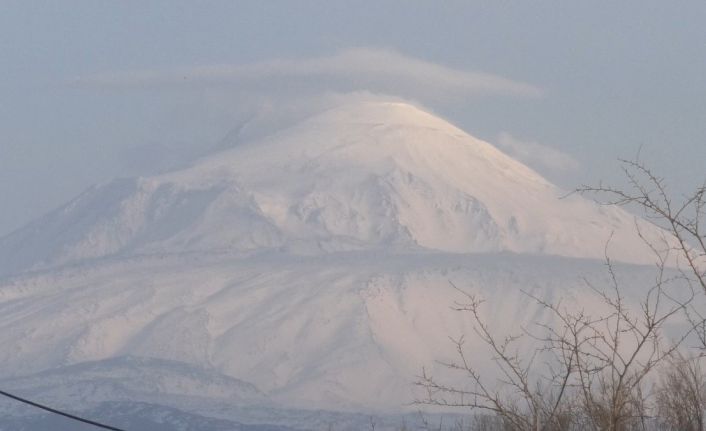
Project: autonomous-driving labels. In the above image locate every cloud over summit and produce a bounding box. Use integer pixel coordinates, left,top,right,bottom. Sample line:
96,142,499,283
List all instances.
76,48,542,103
496,132,580,173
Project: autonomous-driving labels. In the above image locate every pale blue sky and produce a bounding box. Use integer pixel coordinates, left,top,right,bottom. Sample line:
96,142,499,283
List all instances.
1,1,705,236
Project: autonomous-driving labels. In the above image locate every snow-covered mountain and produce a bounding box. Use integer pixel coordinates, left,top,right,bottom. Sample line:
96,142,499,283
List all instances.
0,101,677,428
0,102,667,276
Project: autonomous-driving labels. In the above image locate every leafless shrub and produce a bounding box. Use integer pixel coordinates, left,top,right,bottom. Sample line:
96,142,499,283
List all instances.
415,264,687,430
655,351,705,431
415,159,705,431
577,157,706,346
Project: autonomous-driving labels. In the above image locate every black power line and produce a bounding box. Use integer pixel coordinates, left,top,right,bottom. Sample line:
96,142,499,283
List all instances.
0,389,126,430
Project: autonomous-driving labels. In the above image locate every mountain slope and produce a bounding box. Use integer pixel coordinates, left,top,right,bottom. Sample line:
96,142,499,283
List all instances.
0,252,674,412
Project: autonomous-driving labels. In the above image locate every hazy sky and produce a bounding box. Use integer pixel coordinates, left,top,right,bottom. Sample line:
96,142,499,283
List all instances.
1,1,705,236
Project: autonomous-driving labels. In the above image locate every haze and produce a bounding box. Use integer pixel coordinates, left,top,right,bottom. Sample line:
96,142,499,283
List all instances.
1,1,705,237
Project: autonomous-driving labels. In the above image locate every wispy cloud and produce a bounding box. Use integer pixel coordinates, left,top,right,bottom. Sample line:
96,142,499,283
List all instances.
74,48,542,102
496,132,580,172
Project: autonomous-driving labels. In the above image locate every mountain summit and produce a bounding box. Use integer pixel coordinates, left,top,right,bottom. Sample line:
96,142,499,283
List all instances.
0,101,663,276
